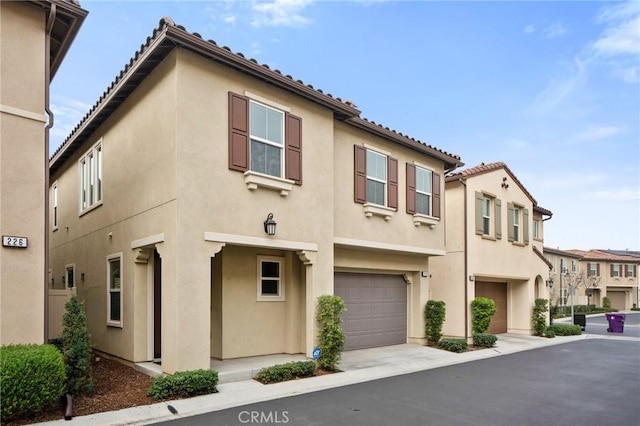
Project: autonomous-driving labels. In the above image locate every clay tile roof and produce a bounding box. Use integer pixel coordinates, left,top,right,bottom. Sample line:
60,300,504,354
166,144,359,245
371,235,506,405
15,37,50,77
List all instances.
565,249,640,263
50,17,462,174
445,161,551,214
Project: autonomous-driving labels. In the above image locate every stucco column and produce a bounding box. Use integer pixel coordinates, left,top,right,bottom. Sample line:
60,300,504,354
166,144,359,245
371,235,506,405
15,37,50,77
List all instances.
407,271,428,345
132,248,151,362
298,250,320,357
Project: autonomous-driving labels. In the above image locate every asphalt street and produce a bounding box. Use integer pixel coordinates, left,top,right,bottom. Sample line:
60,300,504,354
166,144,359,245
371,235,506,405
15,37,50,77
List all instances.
574,311,640,338
161,327,640,426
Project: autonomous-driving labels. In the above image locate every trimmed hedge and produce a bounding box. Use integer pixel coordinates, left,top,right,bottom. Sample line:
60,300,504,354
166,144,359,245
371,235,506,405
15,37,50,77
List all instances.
0,344,66,421
472,333,498,348
424,300,446,345
255,361,316,384
148,369,219,400
471,297,496,334
316,295,346,371
532,299,548,336
546,324,582,336
439,338,468,353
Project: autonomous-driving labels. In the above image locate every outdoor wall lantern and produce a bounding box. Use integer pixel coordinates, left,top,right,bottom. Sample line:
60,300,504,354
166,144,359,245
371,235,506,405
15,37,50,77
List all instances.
546,277,554,288
264,213,277,236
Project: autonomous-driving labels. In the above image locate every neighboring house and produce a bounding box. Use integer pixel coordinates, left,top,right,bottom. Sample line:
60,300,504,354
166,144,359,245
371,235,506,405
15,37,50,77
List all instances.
565,249,640,311
430,162,552,338
48,18,462,374
0,0,86,345
543,247,583,307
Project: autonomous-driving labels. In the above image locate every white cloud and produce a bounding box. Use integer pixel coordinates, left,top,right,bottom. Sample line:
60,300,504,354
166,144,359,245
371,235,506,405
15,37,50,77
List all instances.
524,24,535,34
575,125,624,140
251,0,314,28
613,65,639,83
592,14,640,56
542,23,567,39
223,15,237,24
592,188,640,201
50,96,91,153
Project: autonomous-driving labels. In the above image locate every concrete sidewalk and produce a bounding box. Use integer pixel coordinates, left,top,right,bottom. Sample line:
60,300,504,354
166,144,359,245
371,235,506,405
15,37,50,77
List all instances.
41,332,602,426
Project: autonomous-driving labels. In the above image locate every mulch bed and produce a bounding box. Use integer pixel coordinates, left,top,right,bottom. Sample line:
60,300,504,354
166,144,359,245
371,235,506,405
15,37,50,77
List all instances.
4,357,156,425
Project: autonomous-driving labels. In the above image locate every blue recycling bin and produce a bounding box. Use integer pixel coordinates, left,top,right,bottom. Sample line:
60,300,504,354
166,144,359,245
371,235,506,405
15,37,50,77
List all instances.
605,313,625,333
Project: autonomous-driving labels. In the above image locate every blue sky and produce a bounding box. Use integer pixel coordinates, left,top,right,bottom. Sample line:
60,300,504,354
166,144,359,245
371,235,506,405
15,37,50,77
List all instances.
50,0,640,251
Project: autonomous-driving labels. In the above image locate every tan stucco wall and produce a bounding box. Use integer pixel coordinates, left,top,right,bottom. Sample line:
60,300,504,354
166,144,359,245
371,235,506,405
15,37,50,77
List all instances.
431,170,550,338
0,2,47,345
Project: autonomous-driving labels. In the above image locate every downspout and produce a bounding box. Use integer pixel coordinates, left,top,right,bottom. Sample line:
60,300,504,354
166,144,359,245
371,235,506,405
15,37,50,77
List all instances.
44,4,56,343
459,178,469,341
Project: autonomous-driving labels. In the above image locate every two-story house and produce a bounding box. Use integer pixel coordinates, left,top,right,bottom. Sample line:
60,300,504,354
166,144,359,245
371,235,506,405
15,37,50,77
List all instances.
0,0,86,345
543,247,583,307
430,162,552,338
565,249,639,310
48,18,462,374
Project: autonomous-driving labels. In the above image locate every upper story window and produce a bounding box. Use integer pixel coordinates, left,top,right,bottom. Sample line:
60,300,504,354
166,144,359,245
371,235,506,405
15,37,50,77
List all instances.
588,262,599,277
560,258,567,274
257,256,285,302
571,260,576,273
611,264,621,277
250,101,284,178
532,219,540,240
52,182,58,230
407,163,441,226
228,92,302,194
79,141,102,213
354,146,398,217
507,203,529,245
625,264,636,278
475,192,501,239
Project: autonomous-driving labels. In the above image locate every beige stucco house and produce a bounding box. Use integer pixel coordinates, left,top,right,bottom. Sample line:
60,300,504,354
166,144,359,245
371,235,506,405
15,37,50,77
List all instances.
543,247,583,307
0,0,86,345
563,249,639,311
430,162,553,338
48,18,463,374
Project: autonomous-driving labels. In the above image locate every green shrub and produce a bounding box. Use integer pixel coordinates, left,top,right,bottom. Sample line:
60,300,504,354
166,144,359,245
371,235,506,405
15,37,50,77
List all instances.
62,294,93,396
439,338,468,353
148,369,219,400
532,299,548,336
545,329,556,338
546,324,582,336
424,300,446,345
471,297,496,334
255,361,316,384
0,344,66,421
47,337,63,352
316,295,346,371
472,333,497,348
603,297,611,309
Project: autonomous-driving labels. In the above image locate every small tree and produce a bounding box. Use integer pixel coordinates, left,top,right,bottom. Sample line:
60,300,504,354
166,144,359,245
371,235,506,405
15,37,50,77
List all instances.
471,297,496,334
424,300,446,345
62,295,93,396
532,298,548,336
603,296,612,310
316,295,346,371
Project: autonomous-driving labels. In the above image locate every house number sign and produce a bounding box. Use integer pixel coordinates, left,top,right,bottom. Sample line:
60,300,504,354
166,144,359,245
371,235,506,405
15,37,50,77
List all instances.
2,235,28,248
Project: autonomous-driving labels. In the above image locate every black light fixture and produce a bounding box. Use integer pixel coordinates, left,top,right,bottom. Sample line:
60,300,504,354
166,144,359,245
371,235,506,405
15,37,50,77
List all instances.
264,213,277,236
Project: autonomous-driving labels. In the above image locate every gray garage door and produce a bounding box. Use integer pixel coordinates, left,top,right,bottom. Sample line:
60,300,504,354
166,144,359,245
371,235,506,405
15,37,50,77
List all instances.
607,291,626,310
334,272,407,350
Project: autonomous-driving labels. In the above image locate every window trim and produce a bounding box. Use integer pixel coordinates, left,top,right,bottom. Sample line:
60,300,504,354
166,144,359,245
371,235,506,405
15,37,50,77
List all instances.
79,140,103,215
365,149,388,207
612,264,621,278
107,252,123,327
414,166,433,216
249,99,285,179
532,219,541,240
482,196,492,236
65,264,75,289
257,256,285,302
626,264,636,278
52,181,59,231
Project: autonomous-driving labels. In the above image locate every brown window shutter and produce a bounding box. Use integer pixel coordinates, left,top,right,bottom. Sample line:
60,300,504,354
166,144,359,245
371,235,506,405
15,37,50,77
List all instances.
596,264,600,276
634,265,637,277
624,265,628,277
474,191,483,235
354,145,366,204
432,172,441,219
610,264,614,277
388,157,398,210
495,198,502,239
285,113,302,185
228,92,249,171
507,203,515,242
406,164,416,214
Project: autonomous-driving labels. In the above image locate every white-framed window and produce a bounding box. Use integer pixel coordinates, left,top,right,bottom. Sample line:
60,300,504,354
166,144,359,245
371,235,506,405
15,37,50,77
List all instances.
250,100,284,178
559,287,568,306
52,181,59,230
79,141,102,213
560,258,566,275
65,264,75,288
588,262,598,277
482,196,491,235
612,264,621,277
571,260,576,273
512,207,521,242
257,256,285,302
626,264,635,278
366,149,387,206
415,167,432,216
532,220,540,239
107,253,123,326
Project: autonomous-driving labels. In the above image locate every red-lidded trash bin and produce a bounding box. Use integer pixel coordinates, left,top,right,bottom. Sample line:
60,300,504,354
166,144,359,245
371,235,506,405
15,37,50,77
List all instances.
605,313,625,333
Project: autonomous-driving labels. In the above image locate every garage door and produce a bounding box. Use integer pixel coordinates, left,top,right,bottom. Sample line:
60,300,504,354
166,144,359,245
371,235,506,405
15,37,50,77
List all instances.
475,281,507,334
607,291,626,310
334,273,407,350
